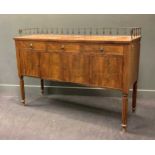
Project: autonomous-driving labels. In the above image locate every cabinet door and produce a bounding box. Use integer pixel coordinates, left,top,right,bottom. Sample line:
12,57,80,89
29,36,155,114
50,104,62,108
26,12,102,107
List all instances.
89,53,123,89
63,52,90,84
20,49,40,77
40,52,90,85
40,52,64,81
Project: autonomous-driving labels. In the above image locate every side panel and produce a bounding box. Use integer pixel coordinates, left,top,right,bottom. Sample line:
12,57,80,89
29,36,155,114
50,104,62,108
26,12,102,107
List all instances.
122,45,130,93
128,40,141,87
15,41,22,77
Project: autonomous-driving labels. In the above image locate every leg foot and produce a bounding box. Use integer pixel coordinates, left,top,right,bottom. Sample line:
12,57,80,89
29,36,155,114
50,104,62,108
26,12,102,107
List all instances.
132,81,137,113
132,108,136,113
41,79,44,95
20,76,25,105
121,93,128,131
21,99,26,105
121,124,127,132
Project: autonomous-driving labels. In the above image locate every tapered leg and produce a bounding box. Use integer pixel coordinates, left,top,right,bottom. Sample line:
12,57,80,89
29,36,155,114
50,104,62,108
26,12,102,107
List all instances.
132,81,137,112
20,76,25,105
41,79,44,95
121,93,128,132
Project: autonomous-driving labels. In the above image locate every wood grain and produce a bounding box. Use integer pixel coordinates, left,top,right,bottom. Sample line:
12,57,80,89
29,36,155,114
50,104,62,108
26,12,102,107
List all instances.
14,34,141,43
20,49,40,77
47,42,80,52
89,53,123,89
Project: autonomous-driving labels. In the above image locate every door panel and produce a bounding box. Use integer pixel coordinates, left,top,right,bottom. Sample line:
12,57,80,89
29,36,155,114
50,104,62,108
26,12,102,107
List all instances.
20,49,40,77
40,52,64,81
40,52,123,89
40,52,90,84
90,53,123,89
63,52,90,84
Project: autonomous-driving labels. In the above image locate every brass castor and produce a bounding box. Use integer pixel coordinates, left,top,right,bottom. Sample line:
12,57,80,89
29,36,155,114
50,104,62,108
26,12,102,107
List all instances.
132,108,136,113
121,124,127,132
21,99,26,106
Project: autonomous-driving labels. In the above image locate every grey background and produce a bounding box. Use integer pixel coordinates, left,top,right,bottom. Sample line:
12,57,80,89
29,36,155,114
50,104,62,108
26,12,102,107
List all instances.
0,14,155,97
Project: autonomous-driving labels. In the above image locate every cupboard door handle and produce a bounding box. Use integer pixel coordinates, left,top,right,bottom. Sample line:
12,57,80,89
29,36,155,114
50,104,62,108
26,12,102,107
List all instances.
100,47,104,52
29,43,33,49
61,45,65,49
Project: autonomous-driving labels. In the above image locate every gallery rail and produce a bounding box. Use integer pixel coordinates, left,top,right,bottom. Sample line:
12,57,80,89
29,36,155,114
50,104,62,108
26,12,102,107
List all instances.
18,27,141,38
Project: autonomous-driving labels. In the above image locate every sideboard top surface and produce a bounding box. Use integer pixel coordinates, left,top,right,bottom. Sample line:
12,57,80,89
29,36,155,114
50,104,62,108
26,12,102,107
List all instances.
14,34,141,43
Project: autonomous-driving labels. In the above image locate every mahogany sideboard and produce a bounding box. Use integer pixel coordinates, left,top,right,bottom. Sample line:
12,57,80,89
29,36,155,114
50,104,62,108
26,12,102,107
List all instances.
14,27,141,131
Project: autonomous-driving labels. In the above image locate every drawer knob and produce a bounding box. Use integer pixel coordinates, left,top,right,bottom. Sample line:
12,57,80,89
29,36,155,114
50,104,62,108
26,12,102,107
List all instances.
100,47,104,52
29,43,33,49
61,45,65,49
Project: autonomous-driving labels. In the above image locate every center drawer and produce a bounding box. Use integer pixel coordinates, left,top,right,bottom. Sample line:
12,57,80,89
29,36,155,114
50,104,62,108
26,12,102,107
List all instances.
47,42,80,52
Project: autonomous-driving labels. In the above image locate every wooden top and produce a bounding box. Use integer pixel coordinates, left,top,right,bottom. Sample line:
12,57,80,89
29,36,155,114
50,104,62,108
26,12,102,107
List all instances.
14,34,141,43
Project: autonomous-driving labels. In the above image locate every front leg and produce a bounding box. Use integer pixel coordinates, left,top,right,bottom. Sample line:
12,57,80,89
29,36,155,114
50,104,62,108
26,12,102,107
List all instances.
121,93,128,132
132,81,137,112
20,76,25,105
40,79,44,95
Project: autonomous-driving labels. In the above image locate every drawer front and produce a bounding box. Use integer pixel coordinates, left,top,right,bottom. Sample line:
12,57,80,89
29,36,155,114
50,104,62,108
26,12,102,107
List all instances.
19,41,46,51
47,42,80,52
81,43,123,55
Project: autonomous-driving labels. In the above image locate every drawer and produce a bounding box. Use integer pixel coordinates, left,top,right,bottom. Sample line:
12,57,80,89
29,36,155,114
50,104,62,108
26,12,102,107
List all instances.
47,42,80,52
81,43,123,55
19,41,46,50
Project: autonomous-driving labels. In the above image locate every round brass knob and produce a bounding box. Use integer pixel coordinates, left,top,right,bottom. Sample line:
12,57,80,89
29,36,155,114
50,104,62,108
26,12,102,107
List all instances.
100,47,104,52
61,44,65,50
29,43,33,49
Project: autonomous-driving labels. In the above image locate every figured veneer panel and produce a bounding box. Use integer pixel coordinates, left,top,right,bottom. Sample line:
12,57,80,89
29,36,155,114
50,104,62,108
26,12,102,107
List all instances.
89,53,123,89
40,52,64,81
62,53,90,84
20,49,40,77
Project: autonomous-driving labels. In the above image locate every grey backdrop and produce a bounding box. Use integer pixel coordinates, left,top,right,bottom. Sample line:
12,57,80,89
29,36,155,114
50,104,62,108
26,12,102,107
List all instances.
0,14,155,97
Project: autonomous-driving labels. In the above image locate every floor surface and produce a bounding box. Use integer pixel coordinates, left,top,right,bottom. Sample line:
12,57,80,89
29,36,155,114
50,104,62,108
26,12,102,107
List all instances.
0,93,155,139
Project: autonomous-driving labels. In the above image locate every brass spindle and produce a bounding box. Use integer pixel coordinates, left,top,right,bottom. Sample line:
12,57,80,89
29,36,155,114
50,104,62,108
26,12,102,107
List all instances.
56,28,58,34
109,28,112,35
96,28,98,35
90,28,92,35
61,28,63,34
72,28,74,34
131,29,133,39
84,28,86,34
78,28,80,34
46,29,48,34
124,28,127,35
51,28,53,34
103,28,105,34
19,29,22,35
67,28,69,34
